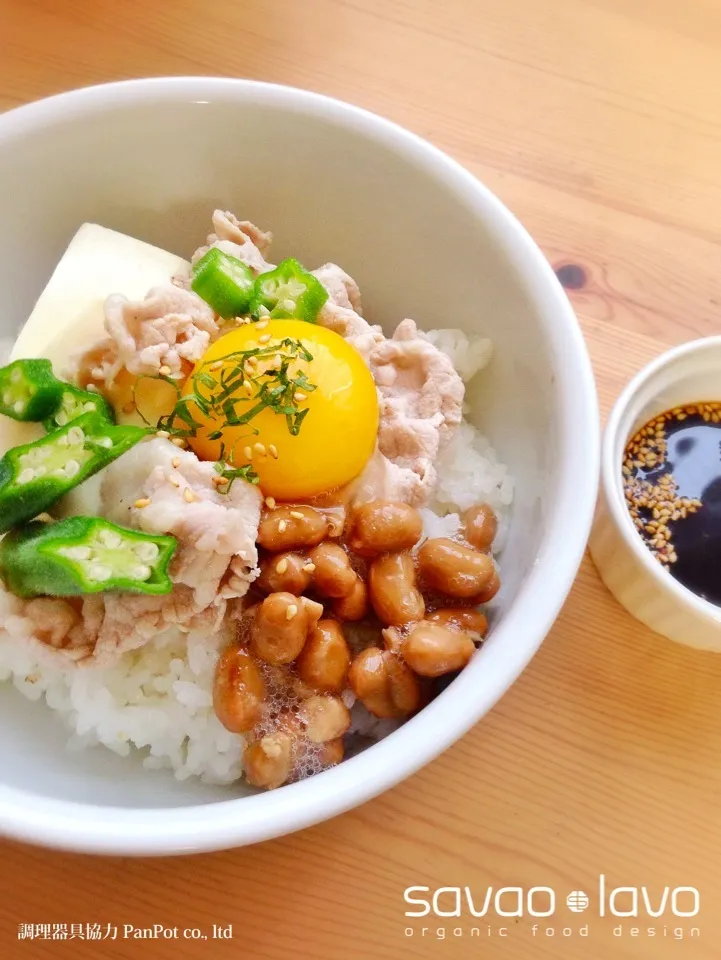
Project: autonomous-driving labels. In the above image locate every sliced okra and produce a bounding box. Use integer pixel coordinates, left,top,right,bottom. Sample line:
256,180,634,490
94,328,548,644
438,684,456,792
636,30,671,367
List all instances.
192,248,255,318
43,383,114,432
0,516,176,597
0,358,64,422
250,258,328,322
0,413,148,534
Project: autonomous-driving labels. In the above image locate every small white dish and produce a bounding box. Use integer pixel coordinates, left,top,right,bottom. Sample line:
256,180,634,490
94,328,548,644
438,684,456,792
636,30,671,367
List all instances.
590,336,721,651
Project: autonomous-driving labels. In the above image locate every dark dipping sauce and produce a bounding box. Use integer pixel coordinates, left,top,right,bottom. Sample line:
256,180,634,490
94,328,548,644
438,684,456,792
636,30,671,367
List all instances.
624,402,721,606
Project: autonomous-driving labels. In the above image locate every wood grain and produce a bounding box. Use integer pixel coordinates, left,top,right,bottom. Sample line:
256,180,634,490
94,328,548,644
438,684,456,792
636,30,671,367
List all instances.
2,1,721,957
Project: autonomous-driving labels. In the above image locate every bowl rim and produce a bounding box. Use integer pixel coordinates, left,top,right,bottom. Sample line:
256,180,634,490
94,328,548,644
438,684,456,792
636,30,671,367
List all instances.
602,335,721,624
0,76,599,855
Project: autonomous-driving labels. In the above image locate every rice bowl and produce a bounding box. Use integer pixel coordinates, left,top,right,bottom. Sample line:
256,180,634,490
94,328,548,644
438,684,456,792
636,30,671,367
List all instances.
0,78,598,853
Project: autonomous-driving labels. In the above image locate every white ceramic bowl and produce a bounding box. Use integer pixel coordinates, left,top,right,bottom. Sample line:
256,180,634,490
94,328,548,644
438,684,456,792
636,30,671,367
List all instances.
590,337,721,651
0,78,598,854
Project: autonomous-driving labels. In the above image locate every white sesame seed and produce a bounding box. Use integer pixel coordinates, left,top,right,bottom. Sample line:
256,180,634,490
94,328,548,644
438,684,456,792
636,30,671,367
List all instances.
244,446,253,460
290,510,304,519
156,430,170,439
265,497,276,509
169,475,181,487
171,438,186,448
276,558,289,574
172,457,181,468
159,365,172,377
256,319,269,330
278,519,288,533
258,333,271,344
268,444,279,459
303,563,316,574
294,392,307,403
134,498,152,508
183,488,196,503
254,442,266,456
286,603,298,620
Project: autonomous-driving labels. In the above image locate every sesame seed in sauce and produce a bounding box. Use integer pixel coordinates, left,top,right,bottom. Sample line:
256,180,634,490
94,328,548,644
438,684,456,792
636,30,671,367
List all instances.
622,402,712,570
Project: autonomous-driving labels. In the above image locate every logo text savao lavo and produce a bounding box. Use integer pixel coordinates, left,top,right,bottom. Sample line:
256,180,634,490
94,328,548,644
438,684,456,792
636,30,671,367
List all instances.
404,876,700,919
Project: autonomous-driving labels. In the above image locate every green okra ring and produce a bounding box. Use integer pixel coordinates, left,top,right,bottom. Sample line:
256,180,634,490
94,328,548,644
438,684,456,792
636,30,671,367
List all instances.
191,248,256,319
0,412,149,534
43,383,114,432
0,359,64,422
0,516,177,597
249,258,328,322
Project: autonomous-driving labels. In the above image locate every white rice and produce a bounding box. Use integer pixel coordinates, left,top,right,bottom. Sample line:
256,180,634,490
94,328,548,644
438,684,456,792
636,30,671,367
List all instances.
0,590,242,783
0,327,513,783
424,327,493,384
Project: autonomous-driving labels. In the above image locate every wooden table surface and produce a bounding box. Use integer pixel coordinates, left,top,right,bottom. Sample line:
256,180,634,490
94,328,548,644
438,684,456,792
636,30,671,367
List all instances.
3,1,721,958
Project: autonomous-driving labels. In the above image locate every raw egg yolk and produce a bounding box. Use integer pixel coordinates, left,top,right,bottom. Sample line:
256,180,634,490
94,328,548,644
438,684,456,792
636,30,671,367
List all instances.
185,319,379,500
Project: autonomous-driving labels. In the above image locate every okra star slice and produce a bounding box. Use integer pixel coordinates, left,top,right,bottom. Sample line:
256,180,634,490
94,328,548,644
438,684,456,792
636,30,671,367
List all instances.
250,258,328,322
0,358,64,421
0,517,177,597
43,383,114,431
0,413,149,534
